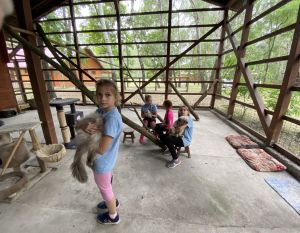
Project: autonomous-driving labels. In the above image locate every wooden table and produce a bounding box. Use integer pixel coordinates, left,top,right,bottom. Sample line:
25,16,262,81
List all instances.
0,122,46,175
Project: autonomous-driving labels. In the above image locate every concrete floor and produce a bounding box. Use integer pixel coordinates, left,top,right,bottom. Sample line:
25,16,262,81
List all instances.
0,107,299,233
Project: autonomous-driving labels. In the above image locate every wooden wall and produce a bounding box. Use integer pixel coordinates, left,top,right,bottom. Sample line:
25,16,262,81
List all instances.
0,58,18,111
0,30,17,111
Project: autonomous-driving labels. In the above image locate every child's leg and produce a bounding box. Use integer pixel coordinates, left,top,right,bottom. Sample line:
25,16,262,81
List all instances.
149,120,156,129
160,135,184,160
140,119,149,143
94,172,117,215
154,123,165,138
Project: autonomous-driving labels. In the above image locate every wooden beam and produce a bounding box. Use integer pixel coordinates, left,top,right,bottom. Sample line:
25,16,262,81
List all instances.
35,24,93,98
267,5,300,144
225,22,271,136
54,54,219,59
32,0,67,19
227,1,254,119
8,43,22,60
210,10,227,108
37,8,224,22
52,46,97,82
114,0,125,104
0,31,9,63
169,82,200,121
123,62,145,103
0,53,18,111
4,24,166,150
245,24,295,48
193,79,217,108
14,60,28,103
122,21,224,104
247,0,291,27
165,0,172,100
8,25,36,36
45,24,220,35
14,1,58,144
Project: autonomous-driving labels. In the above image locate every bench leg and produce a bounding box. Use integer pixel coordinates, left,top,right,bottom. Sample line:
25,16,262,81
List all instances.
186,146,191,158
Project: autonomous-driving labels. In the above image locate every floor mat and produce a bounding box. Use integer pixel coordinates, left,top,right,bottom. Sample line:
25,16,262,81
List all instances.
226,135,259,149
237,148,286,172
265,177,300,215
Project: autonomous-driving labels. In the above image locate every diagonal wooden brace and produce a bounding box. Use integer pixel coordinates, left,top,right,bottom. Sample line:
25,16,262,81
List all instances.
225,23,271,136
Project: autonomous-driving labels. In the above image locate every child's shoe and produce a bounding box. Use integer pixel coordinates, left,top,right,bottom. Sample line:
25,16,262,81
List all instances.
139,135,145,144
166,158,181,168
97,212,120,225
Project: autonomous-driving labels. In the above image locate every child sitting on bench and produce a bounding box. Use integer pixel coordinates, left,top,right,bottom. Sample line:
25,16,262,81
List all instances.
154,99,174,138
139,95,157,144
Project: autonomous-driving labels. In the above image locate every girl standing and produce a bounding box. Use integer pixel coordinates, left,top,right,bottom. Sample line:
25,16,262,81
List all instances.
85,79,122,224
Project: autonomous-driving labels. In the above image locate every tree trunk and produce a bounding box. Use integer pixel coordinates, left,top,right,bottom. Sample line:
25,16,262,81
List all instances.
190,0,207,92
263,32,276,83
158,0,166,91
63,7,73,65
131,0,146,92
95,4,117,81
135,44,146,92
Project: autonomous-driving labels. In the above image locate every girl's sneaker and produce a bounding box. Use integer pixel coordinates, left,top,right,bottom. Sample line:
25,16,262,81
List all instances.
166,159,181,168
97,199,120,212
139,137,145,144
97,212,120,225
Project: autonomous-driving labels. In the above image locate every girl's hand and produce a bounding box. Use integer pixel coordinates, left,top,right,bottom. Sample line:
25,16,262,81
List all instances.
85,122,99,134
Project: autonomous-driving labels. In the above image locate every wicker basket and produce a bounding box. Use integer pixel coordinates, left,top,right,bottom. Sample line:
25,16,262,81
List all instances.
35,144,66,163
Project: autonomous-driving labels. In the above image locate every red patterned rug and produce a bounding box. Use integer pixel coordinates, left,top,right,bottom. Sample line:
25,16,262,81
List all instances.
226,135,259,149
237,148,286,172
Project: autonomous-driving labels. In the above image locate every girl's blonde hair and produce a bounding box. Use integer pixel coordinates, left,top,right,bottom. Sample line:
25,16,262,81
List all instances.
95,79,120,106
178,106,190,116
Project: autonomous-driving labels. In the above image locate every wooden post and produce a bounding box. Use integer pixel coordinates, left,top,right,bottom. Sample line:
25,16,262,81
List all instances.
210,10,227,109
0,30,19,112
29,129,47,172
194,79,217,108
225,23,271,137
227,1,254,119
114,0,125,104
165,0,172,100
14,0,58,144
267,6,300,144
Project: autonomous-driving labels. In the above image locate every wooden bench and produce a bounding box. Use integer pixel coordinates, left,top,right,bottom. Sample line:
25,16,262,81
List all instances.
123,127,135,143
177,146,191,158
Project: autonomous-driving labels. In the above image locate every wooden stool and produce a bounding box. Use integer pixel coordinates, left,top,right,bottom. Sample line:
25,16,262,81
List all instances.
177,146,191,158
123,127,135,143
